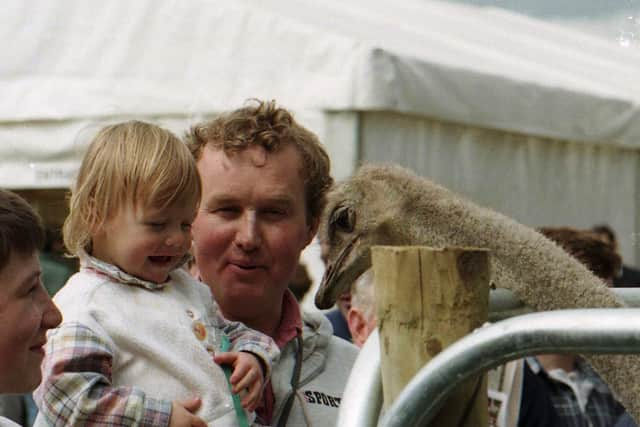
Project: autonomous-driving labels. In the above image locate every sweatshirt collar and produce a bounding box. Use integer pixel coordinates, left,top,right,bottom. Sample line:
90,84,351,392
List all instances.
273,290,303,348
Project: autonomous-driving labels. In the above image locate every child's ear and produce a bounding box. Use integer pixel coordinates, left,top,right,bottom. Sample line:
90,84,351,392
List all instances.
88,216,109,239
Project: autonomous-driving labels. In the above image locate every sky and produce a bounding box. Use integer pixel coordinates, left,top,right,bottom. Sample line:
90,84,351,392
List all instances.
444,0,640,46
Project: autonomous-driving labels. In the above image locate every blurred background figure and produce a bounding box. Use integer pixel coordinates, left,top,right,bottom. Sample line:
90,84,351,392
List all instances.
341,227,633,427
519,226,629,427
324,291,352,343
592,224,640,287
346,269,376,348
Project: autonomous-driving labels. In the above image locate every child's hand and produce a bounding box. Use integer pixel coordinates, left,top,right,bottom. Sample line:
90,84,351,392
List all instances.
169,397,208,427
214,351,264,412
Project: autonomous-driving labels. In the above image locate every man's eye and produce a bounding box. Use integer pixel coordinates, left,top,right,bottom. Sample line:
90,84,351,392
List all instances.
215,207,239,215
264,208,285,217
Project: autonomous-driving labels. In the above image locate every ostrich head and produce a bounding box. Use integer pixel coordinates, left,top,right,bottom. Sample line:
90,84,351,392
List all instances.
315,165,415,309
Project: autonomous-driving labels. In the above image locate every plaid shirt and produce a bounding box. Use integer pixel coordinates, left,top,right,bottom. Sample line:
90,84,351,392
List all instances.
525,357,625,427
34,253,278,427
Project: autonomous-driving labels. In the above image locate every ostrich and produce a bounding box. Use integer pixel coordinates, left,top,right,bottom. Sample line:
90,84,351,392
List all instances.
315,163,640,421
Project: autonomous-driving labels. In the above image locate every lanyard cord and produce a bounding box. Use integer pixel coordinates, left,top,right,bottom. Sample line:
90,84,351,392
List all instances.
276,331,304,427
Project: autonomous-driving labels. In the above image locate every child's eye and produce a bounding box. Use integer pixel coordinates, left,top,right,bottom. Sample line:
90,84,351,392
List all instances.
181,223,192,231
147,222,166,230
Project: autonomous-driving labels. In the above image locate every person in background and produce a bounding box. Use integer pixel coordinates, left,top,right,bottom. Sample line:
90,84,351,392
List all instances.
592,224,640,287
345,269,376,348
0,189,62,427
520,226,629,427
344,264,560,427
187,99,359,427
324,291,353,342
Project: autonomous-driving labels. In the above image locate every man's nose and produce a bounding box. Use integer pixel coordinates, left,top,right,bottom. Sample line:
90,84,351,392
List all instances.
235,210,261,251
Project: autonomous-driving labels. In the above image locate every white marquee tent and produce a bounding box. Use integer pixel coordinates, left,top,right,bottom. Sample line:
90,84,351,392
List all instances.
3,0,640,303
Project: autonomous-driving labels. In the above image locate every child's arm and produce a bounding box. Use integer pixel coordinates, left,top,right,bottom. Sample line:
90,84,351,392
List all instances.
213,351,264,412
210,305,280,380
34,322,204,427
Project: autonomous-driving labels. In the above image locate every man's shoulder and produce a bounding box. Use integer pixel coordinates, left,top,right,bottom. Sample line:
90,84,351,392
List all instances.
327,333,359,357
301,310,358,373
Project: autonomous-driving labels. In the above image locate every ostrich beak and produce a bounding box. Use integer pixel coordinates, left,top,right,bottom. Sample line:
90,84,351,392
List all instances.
315,234,371,309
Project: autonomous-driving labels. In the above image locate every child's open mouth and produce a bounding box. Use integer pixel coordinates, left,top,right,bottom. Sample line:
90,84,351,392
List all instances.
149,256,173,264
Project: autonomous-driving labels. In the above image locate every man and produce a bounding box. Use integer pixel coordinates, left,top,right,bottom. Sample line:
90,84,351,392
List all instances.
345,269,376,348
0,190,62,426
187,100,359,426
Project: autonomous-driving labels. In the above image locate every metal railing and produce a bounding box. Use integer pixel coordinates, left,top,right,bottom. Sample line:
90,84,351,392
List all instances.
337,289,640,427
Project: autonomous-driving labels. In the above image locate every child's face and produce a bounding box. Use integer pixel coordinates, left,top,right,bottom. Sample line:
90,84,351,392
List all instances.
92,200,196,283
0,250,62,393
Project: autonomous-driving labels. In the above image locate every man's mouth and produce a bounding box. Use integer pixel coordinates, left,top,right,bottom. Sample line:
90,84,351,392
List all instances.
229,260,262,271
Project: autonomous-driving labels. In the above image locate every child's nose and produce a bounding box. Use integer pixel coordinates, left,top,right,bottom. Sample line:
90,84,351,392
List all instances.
166,229,188,247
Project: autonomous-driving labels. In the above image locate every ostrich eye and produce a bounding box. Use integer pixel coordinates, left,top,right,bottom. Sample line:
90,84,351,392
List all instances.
330,205,355,234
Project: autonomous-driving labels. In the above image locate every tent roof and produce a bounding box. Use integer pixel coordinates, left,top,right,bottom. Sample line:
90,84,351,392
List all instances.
3,0,640,187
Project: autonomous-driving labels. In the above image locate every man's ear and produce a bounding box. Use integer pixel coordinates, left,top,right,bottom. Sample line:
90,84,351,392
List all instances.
347,307,368,348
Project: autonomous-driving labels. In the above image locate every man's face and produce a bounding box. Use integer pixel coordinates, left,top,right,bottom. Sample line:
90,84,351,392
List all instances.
0,250,62,393
193,145,317,326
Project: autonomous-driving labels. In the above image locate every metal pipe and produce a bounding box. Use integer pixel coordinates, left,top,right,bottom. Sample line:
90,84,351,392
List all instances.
488,288,640,321
380,308,640,427
336,329,382,427
338,292,640,427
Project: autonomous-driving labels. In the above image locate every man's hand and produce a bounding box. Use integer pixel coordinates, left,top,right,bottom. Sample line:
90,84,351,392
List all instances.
215,351,264,412
169,397,208,427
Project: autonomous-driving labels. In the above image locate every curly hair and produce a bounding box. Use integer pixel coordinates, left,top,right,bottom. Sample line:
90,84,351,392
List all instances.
185,99,333,220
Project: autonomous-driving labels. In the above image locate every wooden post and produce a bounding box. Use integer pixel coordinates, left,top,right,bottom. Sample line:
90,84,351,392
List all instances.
372,246,490,427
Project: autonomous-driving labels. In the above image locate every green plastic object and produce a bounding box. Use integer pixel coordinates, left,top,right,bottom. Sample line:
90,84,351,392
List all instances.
220,335,250,427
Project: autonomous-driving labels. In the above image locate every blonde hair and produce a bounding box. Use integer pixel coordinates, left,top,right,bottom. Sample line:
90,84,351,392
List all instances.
64,121,201,256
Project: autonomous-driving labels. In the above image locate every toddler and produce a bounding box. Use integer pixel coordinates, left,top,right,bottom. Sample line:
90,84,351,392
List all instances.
34,121,278,427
